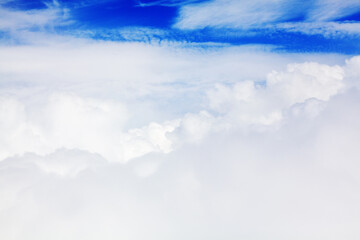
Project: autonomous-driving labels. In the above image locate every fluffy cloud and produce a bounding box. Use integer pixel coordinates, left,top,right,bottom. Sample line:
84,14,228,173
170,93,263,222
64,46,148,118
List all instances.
0,41,351,163
1,89,360,239
205,61,345,130
1,37,360,239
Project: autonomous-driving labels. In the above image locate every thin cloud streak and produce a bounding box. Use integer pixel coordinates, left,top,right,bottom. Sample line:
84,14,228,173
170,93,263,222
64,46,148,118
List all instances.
174,0,360,36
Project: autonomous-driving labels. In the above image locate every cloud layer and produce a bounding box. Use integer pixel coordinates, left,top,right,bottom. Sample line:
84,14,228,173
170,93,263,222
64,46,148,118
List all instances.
0,36,360,239
0,41,351,162
1,89,360,240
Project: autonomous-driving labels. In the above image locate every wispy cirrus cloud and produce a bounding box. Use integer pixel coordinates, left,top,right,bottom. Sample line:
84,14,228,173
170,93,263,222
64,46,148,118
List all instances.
173,0,360,37
0,2,71,32
306,0,360,21
274,21,360,38
174,0,295,29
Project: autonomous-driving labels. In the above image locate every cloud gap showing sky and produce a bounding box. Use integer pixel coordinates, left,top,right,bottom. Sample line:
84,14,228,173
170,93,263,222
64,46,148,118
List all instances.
0,0,360,239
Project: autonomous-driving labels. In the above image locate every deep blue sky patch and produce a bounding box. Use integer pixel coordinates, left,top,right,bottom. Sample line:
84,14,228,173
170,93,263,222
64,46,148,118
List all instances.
2,0,48,10
70,0,177,28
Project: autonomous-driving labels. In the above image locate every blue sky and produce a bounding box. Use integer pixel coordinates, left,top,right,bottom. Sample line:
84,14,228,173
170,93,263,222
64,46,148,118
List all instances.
1,0,360,53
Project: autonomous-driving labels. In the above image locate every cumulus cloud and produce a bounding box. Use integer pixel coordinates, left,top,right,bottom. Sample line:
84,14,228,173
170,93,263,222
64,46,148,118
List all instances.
0,40,350,162
1,36,360,239
1,89,360,239
204,61,345,131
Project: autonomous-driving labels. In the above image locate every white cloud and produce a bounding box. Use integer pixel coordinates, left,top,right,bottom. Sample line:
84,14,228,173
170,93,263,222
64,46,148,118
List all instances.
0,2,70,32
345,56,360,89
1,89,360,239
25,149,106,177
267,62,344,103
0,93,127,161
0,36,360,238
174,0,293,29
174,0,360,36
307,0,360,21
0,40,350,162
205,61,344,131
123,120,180,161
275,21,360,37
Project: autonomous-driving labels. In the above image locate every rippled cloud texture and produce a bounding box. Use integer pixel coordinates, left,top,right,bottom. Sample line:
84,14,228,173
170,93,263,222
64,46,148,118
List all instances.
1,0,360,240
